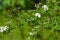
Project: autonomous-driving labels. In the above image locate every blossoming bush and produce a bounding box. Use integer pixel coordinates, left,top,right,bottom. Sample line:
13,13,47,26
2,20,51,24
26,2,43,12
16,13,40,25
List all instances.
0,0,60,40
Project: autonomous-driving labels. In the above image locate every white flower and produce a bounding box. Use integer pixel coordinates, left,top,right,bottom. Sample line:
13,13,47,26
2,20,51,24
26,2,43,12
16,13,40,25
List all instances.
0,27,4,32
0,26,9,32
35,3,42,9
42,5,48,11
3,26,9,31
35,4,40,9
29,32,34,36
35,13,41,18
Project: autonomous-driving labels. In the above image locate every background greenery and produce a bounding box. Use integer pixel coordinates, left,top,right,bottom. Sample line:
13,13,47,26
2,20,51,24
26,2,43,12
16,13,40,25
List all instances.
0,0,60,40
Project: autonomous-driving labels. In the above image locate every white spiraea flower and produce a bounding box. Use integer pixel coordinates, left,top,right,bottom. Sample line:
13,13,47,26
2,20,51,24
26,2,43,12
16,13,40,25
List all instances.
29,32,34,36
0,26,9,32
35,3,42,9
0,27,4,32
42,5,48,11
35,13,41,18
3,26,9,31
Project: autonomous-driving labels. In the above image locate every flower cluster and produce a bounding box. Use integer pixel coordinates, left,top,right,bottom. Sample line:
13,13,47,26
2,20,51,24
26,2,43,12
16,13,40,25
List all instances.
42,5,48,11
27,26,40,40
35,13,41,18
0,26,9,32
35,3,48,11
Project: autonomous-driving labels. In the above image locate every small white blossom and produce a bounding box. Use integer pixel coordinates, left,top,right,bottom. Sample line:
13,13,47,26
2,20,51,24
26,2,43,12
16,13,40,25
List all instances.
3,26,9,31
35,13,41,18
35,4,40,9
35,3,42,9
42,5,48,11
0,26,9,32
29,32,34,36
0,27,4,32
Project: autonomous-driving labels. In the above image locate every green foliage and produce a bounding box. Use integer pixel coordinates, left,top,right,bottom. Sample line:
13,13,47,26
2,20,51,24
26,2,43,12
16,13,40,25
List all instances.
3,0,11,7
0,0,60,40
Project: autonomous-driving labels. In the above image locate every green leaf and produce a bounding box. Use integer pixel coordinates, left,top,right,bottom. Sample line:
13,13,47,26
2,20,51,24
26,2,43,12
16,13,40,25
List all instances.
3,0,11,7
11,0,16,6
18,0,25,8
